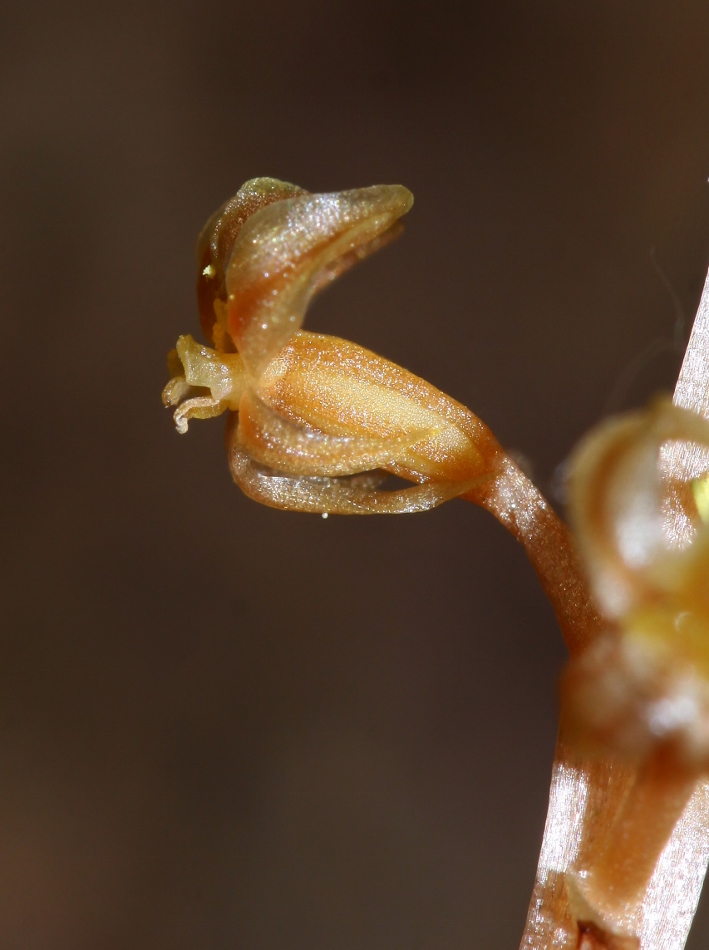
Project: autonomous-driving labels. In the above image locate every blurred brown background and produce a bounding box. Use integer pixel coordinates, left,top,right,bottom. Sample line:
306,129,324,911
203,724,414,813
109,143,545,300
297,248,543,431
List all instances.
2,1,709,947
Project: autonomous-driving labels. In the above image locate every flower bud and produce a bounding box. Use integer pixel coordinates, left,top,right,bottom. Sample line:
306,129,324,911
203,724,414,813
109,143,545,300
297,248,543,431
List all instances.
564,399,709,768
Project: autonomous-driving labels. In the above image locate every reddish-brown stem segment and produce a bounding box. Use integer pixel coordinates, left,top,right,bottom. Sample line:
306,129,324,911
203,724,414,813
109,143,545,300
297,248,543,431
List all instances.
465,456,604,656
570,760,696,928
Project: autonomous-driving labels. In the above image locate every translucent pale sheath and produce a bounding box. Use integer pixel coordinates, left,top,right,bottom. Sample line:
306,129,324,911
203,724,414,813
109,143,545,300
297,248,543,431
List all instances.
520,270,709,950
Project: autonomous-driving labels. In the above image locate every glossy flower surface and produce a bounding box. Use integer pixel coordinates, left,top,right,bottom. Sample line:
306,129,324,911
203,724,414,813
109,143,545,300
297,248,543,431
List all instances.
164,178,503,513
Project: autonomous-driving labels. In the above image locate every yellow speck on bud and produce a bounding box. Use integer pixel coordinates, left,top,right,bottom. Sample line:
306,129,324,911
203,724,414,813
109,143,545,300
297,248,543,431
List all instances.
692,474,709,523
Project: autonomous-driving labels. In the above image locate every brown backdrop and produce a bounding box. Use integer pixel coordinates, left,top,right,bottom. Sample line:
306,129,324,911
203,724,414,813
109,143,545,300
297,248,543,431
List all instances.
2,1,709,947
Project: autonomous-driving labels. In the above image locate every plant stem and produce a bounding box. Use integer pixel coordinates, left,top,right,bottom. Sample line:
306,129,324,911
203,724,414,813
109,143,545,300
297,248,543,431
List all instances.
466,457,603,655
518,266,709,950
568,759,696,935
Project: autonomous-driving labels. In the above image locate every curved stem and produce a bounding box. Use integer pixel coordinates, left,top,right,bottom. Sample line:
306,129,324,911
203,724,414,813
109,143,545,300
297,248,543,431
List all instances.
465,456,603,655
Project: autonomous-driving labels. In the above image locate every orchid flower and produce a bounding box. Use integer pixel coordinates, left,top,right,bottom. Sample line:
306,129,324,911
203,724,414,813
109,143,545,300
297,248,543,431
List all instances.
163,177,709,950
